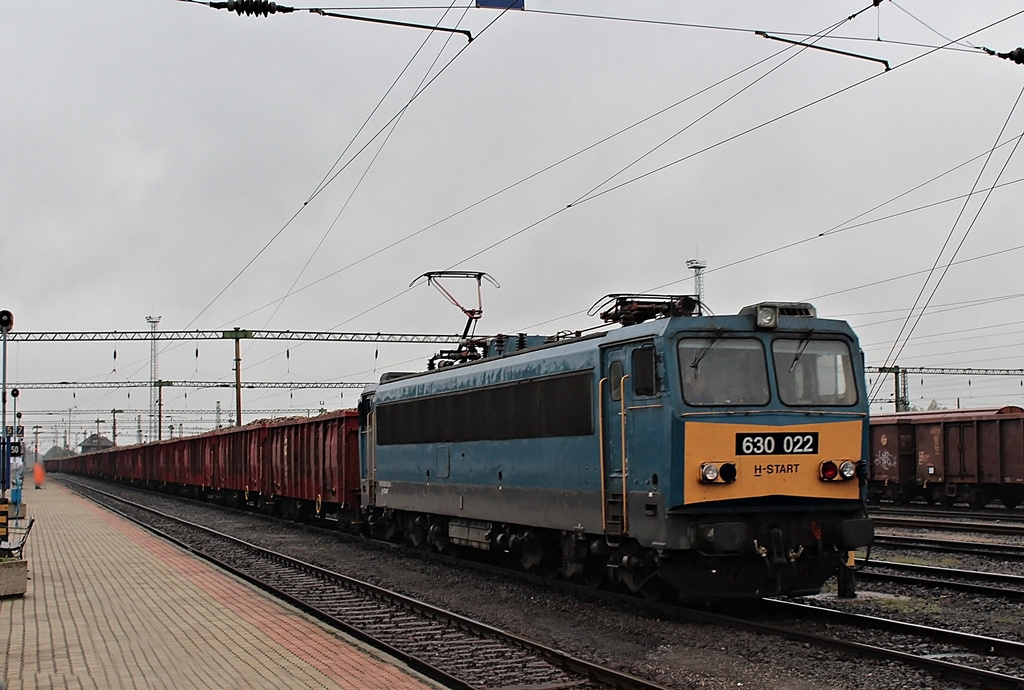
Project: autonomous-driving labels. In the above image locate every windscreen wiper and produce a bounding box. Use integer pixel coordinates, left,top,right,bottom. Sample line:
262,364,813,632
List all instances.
789,330,815,372
690,329,724,373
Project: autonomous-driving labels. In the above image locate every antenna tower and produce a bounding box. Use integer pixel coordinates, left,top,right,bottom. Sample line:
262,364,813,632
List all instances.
686,259,707,304
146,315,161,441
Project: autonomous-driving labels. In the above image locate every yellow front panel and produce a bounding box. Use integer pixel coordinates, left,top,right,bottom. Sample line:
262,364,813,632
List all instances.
683,420,863,504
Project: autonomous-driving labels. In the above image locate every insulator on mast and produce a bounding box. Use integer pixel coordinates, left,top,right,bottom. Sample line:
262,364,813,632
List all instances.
997,47,1024,65
210,0,294,17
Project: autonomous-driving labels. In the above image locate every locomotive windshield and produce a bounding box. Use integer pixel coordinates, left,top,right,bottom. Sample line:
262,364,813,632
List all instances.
679,338,770,405
772,338,858,406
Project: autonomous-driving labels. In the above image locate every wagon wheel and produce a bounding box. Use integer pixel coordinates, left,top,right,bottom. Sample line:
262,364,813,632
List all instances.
1002,487,1023,510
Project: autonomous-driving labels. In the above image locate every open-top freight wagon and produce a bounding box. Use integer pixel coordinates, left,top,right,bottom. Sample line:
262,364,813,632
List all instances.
869,406,1024,508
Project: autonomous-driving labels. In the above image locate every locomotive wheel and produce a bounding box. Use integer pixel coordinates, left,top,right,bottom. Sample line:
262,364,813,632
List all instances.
408,515,429,549
517,535,545,572
1002,487,1023,510
582,562,607,588
966,488,987,510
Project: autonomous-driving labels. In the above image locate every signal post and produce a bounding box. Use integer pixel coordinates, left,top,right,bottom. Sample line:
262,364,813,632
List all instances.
1,309,12,542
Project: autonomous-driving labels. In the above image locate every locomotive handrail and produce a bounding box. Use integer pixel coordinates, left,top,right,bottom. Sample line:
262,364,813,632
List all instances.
620,374,630,536
598,377,608,532
368,411,377,507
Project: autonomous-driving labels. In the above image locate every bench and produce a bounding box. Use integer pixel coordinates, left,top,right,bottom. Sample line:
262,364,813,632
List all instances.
1,517,35,560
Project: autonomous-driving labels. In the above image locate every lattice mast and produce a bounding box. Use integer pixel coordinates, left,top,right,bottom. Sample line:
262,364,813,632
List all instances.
146,316,161,441
686,258,707,305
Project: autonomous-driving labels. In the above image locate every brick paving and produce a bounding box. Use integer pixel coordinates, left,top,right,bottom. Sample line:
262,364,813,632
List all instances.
0,483,438,690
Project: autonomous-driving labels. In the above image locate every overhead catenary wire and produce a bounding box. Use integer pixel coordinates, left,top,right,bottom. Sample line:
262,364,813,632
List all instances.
568,9,1024,210
160,0,513,407
518,126,1024,335
183,0,513,331
564,10,866,210
804,239,1024,302
210,3,1024,340
261,0,472,328
869,81,1024,400
75,2,1024,411
220,41,803,329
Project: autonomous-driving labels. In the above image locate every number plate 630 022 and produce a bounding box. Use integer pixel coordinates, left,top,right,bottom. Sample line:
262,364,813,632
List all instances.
735,432,819,455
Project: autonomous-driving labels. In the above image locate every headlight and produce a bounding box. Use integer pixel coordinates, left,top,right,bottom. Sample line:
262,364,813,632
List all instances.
839,461,857,479
700,463,719,482
756,305,778,328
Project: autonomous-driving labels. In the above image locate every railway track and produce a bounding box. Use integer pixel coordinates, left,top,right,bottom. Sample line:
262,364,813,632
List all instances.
858,559,1024,600
873,534,1024,561
65,480,669,690
64,476,1024,689
757,599,1024,689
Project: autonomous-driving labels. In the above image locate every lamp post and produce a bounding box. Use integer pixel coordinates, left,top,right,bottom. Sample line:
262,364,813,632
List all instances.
11,389,20,478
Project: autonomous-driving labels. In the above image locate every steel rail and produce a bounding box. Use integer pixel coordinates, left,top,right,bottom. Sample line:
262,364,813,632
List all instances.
872,515,1024,536
664,600,1024,690
762,598,1024,660
863,559,1024,586
872,506,1024,522
873,534,1024,561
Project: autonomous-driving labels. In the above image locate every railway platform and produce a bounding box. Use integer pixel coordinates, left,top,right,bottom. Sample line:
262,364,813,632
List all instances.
0,482,439,690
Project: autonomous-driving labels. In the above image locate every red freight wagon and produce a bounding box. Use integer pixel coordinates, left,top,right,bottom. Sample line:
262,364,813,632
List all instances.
258,411,360,522
869,406,1024,508
46,409,361,524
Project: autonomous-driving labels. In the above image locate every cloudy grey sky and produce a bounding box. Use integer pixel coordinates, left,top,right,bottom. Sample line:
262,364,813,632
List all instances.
3,1,1024,445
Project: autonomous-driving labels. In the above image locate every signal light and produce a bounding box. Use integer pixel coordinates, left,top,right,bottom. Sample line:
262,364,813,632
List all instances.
719,462,737,483
819,460,858,481
0,310,12,331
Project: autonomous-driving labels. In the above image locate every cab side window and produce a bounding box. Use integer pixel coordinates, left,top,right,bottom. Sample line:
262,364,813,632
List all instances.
632,347,656,397
610,360,624,402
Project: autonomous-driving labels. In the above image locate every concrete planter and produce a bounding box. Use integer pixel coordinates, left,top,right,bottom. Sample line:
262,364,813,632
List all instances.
0,558,28,597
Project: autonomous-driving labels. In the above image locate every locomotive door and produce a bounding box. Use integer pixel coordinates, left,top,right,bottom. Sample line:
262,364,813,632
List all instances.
600,342,660,539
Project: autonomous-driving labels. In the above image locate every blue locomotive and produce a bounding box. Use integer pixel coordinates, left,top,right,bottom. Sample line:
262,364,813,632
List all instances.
359,295,874,599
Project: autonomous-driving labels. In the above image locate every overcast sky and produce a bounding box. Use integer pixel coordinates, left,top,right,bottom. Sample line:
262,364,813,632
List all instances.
3,1,1024,445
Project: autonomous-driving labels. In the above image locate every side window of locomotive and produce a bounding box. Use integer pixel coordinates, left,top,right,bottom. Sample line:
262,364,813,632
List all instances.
677,338,769,406
772,339,858,406
609,360,624,402
631,347,656,397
